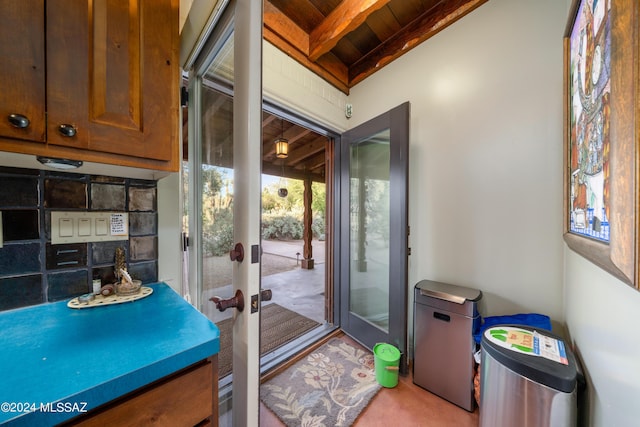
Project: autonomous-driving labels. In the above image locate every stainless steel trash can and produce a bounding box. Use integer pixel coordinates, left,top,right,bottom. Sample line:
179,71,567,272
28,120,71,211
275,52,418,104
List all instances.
413,280,482,411
480,325,578,427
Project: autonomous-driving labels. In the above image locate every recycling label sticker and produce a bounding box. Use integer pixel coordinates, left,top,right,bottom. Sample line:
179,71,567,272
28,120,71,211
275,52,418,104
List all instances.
485,326,568,365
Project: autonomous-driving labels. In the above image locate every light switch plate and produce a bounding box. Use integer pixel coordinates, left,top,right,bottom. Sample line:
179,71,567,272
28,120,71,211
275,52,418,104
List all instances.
59,218,73,237
51,211,129,244
95,218,109,236
78,218,91,236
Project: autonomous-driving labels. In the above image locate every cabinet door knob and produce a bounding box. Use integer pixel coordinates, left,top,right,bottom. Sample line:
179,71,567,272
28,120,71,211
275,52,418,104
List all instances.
8,114,30,129
58,124,77,137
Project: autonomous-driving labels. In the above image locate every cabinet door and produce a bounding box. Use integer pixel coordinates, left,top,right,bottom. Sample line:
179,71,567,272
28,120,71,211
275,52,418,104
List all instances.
46,0,178,161
0,0,46,142
66,358,217,426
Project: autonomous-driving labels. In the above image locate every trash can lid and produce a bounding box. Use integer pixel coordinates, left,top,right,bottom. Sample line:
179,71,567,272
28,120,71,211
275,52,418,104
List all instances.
481,325,577,393
415,280,482,304
373,343,401,362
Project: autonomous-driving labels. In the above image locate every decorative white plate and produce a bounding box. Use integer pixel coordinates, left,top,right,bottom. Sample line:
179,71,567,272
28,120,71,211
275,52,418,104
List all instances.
67,286,153,309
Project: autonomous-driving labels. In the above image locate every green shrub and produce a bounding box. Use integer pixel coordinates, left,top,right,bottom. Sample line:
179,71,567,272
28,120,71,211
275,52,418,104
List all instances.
312,216,325,239
262,215,303,240
203,208,234,256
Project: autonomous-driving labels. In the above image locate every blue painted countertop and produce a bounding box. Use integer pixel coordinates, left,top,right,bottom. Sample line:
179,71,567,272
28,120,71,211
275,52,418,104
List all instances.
0,283,219,426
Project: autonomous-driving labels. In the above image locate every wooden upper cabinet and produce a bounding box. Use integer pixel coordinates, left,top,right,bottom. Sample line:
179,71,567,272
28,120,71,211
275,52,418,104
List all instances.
0,0,46,143
46,0,179,162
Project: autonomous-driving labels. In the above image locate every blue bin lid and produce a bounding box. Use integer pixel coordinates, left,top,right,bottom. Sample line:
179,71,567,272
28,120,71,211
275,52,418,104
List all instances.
481,325,577,393
474,313,551,344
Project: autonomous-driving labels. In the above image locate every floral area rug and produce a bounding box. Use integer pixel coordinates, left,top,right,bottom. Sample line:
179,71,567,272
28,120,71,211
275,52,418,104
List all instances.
260,337,381,426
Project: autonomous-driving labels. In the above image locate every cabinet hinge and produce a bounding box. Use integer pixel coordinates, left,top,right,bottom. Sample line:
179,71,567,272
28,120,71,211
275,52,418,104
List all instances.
180,87,189,107
182,232,190,251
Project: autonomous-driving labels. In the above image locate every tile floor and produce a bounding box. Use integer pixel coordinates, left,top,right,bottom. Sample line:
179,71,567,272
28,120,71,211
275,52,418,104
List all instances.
259,335,480,427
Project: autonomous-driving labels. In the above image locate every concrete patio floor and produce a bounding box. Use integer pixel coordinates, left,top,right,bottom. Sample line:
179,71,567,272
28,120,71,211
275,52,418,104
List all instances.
202,239,326,325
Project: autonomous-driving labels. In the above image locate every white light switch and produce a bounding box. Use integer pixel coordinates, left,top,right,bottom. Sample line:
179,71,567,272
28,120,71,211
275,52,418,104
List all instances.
78,218,91,236
51,211,129,244
59,218,73,237
95,218,108,236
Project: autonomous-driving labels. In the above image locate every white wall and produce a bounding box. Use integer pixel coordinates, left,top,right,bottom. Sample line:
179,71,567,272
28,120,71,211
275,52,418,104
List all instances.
157,172,183,294
345,0,640,425
564,249,640,426
263,41,349,132
349,0,567,323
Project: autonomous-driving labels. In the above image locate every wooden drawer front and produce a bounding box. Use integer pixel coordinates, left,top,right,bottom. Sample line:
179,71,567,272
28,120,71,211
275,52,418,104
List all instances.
70,361,213,427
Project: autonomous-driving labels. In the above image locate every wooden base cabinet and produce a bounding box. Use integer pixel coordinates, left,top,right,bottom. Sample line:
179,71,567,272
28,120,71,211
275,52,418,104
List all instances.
0,0,180,173
63,357,219,427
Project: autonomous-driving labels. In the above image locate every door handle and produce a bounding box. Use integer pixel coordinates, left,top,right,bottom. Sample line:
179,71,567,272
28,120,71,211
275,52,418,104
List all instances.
251,289,273,313
229,243,244,262
261,289,272,301
210,289,244,312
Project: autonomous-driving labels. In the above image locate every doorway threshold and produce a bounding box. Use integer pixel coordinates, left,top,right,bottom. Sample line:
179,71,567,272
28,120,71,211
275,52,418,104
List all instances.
218,323,338,395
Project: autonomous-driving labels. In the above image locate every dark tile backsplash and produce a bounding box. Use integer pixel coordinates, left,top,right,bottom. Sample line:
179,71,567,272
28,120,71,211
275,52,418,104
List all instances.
129,186,156,211
47,269,92,302
2,210,39,241
92,241,129,265
129,261,158,284
91,183,126,211
0,275,43,311
0,243,41,275
129,212,156,236
0,167,158,311
44,177,88,209
130,236,157,261
0,175,39,207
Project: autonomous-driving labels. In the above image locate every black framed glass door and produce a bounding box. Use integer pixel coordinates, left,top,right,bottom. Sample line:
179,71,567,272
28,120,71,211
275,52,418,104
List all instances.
339,102,410,372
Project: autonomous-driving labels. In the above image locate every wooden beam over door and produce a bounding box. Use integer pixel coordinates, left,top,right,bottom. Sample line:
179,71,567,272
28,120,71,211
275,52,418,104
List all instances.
308,0,391,61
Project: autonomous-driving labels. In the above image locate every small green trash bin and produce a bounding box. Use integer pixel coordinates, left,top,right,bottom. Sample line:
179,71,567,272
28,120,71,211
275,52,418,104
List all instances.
373,343,401,388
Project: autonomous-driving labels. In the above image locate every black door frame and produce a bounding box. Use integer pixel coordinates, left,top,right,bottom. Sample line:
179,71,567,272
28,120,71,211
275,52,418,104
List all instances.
338,102,410,373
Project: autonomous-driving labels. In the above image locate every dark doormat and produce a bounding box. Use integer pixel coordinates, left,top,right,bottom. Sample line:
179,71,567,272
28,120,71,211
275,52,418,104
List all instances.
217,303,321,378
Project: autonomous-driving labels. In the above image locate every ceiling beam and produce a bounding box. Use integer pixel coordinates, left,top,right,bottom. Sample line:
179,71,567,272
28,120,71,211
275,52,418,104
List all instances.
262,162,325,183
284,136,326,166
264,0,309,55
349,0,488,85
308,0,391,62
262,113,278,128
294,151,326,172
284,125,312,143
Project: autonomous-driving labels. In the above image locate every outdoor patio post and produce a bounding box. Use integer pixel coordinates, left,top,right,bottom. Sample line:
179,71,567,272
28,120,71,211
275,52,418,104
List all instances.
302,176,314,269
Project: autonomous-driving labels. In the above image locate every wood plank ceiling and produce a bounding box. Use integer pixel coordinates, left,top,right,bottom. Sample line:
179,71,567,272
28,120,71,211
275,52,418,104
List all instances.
186,0,488,183
264,0,489,94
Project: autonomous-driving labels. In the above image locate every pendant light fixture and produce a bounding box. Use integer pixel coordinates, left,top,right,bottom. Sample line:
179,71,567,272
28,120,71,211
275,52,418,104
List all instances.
274,118,289,159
